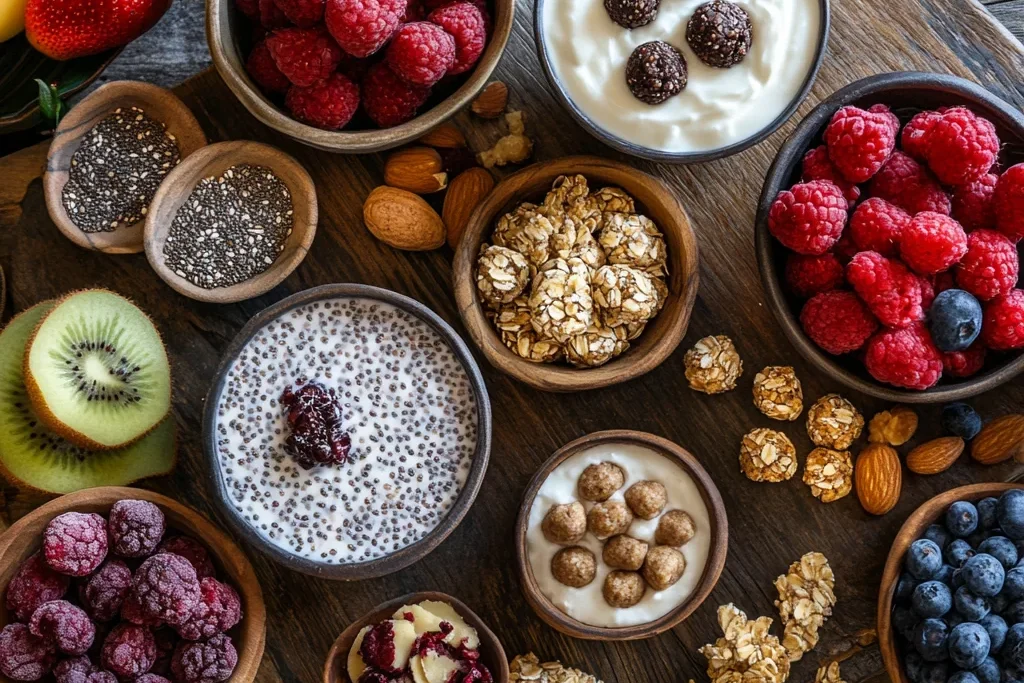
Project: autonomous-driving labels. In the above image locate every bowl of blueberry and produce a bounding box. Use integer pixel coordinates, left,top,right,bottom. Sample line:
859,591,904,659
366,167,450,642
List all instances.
879,483,1024,683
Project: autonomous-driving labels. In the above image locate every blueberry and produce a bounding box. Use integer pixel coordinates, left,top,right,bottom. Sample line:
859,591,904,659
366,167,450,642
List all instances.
906,651,926,683
979,498,1000,530
1006,569,1024,601
949,539,978,567
1006,601,1024,625
942,403,984,440
938,565,957,585
973,656,1001,683
1015,542,1024,563
916,581,955,618
915,618,951,661
981,538,1020,570
911,539,947,579
927,524,955,550
971,530,997,549
900,572,922,602
981,614,1009,653
999,491,1024,541
949,502,982,538
1004,623,1024,669
950,611,967,629
992,591,1010,614
949,622,992,669
923,662,949,683
949,672,981,683
957,587,993,621
929,289,983,352
963,555,1007,597
896,604,921,639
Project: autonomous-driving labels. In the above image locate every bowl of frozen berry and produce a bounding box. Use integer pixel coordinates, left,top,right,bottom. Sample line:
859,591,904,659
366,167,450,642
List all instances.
206,0,513,153
756,71,1024,403
0,486,265,683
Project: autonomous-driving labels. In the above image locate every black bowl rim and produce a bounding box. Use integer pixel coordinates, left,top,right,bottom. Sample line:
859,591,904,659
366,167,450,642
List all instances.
201,283,494,580
532,0,831,163
755,71,1024,403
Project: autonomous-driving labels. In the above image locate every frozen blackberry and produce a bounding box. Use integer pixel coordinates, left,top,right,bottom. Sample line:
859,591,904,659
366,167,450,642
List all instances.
174,579,242,641
686,0,753,68
131,554,201,626
604,0,659,28
80,560,133,622
29,601,95,656
171,634,238,683
100,624,156,680
6,552,70,622
0,623,57,681
43,512,108,577
108,500,165,558
155,537,215,580
625,41,687,105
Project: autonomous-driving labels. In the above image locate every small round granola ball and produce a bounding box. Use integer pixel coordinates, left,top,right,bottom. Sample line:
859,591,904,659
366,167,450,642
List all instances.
686,0,753,69
655,510,696,547
577,462,625,502
643,546,686,591
587,502,633,540
602,571,646,608
476,245,531,308
602,535,649,571
550,547,597,588
541,502,587,545
684,335,743,395
625,41,687,105
624,480,667,520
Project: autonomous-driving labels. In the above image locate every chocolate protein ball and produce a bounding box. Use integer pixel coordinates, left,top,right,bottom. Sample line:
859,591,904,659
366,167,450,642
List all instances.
587,501,634,540
625,41,688,105
643,546,686,591
686,0,753,68
604,0,659,29
551,547,597,588
624,480,667,520
603,570,646,608
542,502,587,545
655,510,696,547
603,535,649,571
577,462,625,502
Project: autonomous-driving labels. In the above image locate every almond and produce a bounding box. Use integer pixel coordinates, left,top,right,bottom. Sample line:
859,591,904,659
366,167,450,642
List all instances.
471,81,508,119
443,168,495,249
384,147,448,194
418,123,467,149
972,414,1024,464
907,436,965,475
854,443,901,515
363,186,446,251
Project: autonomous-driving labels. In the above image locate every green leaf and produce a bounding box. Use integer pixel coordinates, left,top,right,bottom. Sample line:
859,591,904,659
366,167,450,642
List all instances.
35,78,64,125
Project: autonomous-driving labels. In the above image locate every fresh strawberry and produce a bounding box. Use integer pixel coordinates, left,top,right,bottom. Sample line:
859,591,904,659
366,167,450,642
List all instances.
25,0,170,60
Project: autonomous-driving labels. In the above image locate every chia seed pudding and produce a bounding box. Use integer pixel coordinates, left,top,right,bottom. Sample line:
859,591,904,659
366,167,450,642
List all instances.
213,297,479,564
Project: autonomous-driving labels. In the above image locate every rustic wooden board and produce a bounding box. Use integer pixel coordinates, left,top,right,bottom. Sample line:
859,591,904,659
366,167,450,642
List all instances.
2,1,1024,682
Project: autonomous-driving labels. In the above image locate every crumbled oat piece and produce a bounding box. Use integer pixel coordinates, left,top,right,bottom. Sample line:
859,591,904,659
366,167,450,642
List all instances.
592,264,661,328
868,406,918,446
699,604,791,683
597,212,668,275
565,322,630,368
684,335,743,394
752,367,804,421
591,186,635,215
806,394,864,450
509,653,603,683
802,448,853,503
740,428,798,483
551,218,606,270
815,662,844,683
775,552,837,662
478,111,533,169
493,203,558,267
529,257,593,343
476,244,530,308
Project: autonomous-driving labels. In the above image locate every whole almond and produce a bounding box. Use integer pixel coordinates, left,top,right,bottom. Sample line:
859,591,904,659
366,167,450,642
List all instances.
471,81,508,119
907,436,966,475
418,122,467,149
443,168,495,249
972,414,1024,464
363,186,446,251
854,443,902,515
384,147,448,194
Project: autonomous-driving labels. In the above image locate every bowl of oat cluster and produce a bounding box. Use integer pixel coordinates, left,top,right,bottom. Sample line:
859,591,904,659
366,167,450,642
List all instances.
202,284,492,580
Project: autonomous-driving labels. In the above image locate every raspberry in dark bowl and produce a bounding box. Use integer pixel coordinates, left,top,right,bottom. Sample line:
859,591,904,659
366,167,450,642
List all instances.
756,72,1024,403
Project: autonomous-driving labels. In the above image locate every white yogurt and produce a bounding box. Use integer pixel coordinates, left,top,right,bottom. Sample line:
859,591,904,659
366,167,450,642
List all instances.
526,442,711,628
542,0,822,153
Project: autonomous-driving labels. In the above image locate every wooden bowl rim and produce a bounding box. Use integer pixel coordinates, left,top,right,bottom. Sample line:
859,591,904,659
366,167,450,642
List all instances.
452,155,699,393
202,283,493,580
755,71,1024,404
513,429,728,641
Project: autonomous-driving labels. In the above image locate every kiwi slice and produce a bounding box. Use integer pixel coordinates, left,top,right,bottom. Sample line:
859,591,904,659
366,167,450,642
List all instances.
0,303,176,493
24,290,172,450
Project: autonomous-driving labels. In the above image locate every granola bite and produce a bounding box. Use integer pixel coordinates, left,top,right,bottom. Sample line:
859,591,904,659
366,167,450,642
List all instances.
684,335,743,394
752,366,804,421
655,510,696,547
592,264,662,328
528,258,594,344
602,571,646,608
509,653,603,683
774,552,836,661
493,203,558,267
476,244,530,308
592,187,635,215
739,428,797,483
642,546,685,590
565,323,630,368
577,462,625,502
806,394,864,450
544,175,601,229
541,502,587,545
490,297,564,364
867,406,918,446
550,547,597,588
551,219,606,270
623,480,667,520
603,535,649,571
597,213,668,275
802,448,853,503
587,501,633,540
699,604,790,683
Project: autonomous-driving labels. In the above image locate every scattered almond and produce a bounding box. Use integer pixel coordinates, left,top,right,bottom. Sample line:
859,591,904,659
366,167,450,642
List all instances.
383,147,448,194
363,186,446,251
471,81,508,118
443,168,495,249
868,406,918,446
907,436,965,475
418,122,467,149
972,414,1024,465
854,444,901,515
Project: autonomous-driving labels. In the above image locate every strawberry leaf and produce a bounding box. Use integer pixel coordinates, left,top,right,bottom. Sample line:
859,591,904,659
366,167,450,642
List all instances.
35,79,65,125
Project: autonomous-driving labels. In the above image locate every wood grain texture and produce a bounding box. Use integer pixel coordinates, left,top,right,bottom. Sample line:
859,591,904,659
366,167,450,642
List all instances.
1,1,1024,683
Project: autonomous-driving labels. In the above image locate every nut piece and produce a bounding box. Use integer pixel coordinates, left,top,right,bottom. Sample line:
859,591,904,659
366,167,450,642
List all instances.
587,501,633,540
624,480,667,520
476,244,530,308
752,367,804,421
478,111,533,169
565,322,630,368
602,570,646,608
603,535,649,571
816,662,845,683
592,264,663,329
509,653,603,683
363,186,446,250
802,448,853,503
491,296,563,363
541,502,587,545
529,258,594,343
854,444,902,515
739,428,798,483
551,546,597,588
578,462,625,502
907,437,965,475
774,552,836,661
383,146,448,194
597,213,668,275
699,604,791,683
684,335,743,394
444,167,494,249
471,81,509,118
806,394,864,450
642,545,686,591
867,406,918,446
655,510,696,547
418,122,466,148
971,414,1024,464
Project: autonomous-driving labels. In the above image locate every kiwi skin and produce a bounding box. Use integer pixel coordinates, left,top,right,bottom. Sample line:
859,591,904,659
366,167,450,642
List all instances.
22,288,172,451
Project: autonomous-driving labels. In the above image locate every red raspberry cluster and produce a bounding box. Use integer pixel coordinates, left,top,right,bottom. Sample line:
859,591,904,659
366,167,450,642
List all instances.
239,0,490,130
769,103,1024,391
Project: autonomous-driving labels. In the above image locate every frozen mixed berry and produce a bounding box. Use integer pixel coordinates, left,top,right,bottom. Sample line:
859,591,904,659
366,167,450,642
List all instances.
79,560,132,623
362,62,431,128
625,41,687,105
325,0,407,57
869,151,951,216
100,624,156,680
29,601,94,656
258,0,290,28
943,343,986,378
360,621,400,671
52,656,114,683
108,500,165,559
385,22,455,87
799,290,878,355
767,180,847,255
150,628,178,677
603,0,658,28
928,289,983,353
134,675,172,683
956,229,1019,301
6,552,70,623
685,0,752,68
902,110,941,160
0,623,56,681
801,145,860,207
171,634,238,683
899,212,968,275
281,381,353,468
272,0,325,26
917,107,1000,186
245,41,291,94
784,253,843,298
849,197,911,257
156,538,215,580
286,73,361,130
131,554,201,627
953,173,998,231
265,27,344,88
428,2,486,75
121,592,162,627
174,579,242,642
824,105,897,183
846,251,925,328
864,322,944,390
43,513,108,577
995,163,1024,242
982,289,1024,350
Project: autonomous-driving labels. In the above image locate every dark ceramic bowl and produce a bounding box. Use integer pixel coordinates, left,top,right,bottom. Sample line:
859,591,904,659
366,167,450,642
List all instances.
533,0,829,163
756,72,1024,403
202,284,493,580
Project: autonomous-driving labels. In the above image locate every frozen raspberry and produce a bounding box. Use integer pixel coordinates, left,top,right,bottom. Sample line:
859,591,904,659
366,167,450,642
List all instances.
832,230,859,264
864,322,944,390
135,675,172,683
956,229,1020,301
156,538,216,580
272,0,325,25
265,27,344,87
800,145,860,207
902,110,941,160
362,62,431,127
846,251,925,327
121,593,162,627
784,253,843,298
824,105,897,183
246,41,290,94
767,180,847,255
325,0,406,58
919,107,999,186
79,560,132,623
0,623,56,681
174,579,242,642
800,290,878,355
29,601,94,656
86,673,115,683
100,624,155,680
982,289,1024,350
53,656,101,683
385,22,455,87
994,163,1024,241
286,73,361,130
943,342,987,378
428,2,486,75
869,151,951,215
235,0,259,18
952,172,998,231
919,274,936,312
150,629,178,677
43,513,108,577
849,197,910,257
899,212,968,275
258,0,290,28
108,500,165,559
6,553,70,622
171,635,238,683
131,555,201,627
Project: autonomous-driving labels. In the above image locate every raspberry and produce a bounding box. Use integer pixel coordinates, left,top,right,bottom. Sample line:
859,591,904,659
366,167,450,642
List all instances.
832,229,859,264
994,163,1024,242
869,151,951,215
235,0,259,18
784,253,843,298
272,0,325,26
246,41,290,94
265,28,344,87
174,579,242,642
156,538,216,580
29,601,94,656
258,0,290,28
131,555,201,627
919,107,999,186
0,623,56,681
846,251,925,328
385,22,455,87
952,172,998,231
767,180,847,255
135,675,172,683
864,322,944,390
79,560,132,623
799,290,878,355
121,593,162,627
53,656,103,683
362,62,431,127
824,105,897,183
325,0,406,58
171,634,238,683
100,624,156,680
919,274,936,312
800,145,860,207
428,2,485,75
902,110,941,160
899,212,968,275
285,73,361,130
849,197,910,257
6,553,70,622
869,103,901,135
943,343,987,378
43,513,108,577
956,229,1020,301
982,289,1024,350
108,500,165,559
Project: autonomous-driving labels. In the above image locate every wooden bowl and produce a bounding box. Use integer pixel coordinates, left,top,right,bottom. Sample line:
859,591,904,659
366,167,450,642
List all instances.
322,591,509,683
43,81,208,254
452,156,699,392
143,140,318,304
756,71,1024,403
878,483,1023,683
0,486,266,683
205,0,514,154
514,430,728,640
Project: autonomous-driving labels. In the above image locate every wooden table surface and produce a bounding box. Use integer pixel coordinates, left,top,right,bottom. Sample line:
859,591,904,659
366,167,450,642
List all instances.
3,1,1024,683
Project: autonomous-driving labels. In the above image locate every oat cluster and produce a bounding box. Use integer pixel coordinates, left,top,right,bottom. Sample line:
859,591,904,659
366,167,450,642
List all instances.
684,335,743,394
774,552,837,661
815,662,845,683
802,448,853,503
740,428,797,483
510,653,602,683
752,367,803,421
806,394,864,450
867,406,918,446
699,604,791,683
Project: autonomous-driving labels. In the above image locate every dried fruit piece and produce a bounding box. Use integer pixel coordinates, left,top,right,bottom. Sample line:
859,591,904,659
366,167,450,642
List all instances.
803,448,853,503
471,81,508,118
854,444,901,515
971,415,1024,465
906,436,965,475
867,406,918,446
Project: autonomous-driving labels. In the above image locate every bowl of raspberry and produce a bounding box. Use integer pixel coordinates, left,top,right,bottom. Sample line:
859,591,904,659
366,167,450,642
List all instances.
756,71,1024,403
0,486,266,683
206,0,513,153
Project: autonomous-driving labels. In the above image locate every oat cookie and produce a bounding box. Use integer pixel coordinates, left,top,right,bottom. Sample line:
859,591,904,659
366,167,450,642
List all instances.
592,264,662,328
597,212,668,275
493,203,559,266
752,367,803,421
806,394,864,450
684,335,743,394
476,244,530,308
529,257,594,343
802,448,853,503
699,604,791,683
740,428,797,483
775,552,836,661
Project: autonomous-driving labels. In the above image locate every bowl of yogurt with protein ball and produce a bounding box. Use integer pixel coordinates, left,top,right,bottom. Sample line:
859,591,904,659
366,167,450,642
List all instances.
203,284,492,580
536,0,829,161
